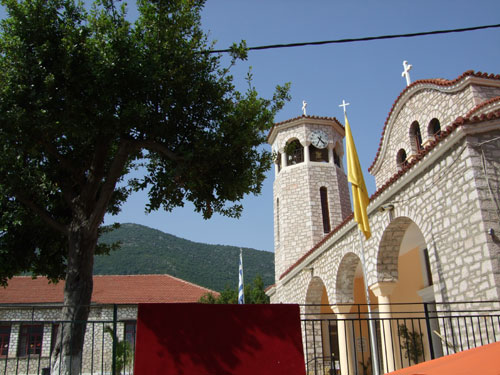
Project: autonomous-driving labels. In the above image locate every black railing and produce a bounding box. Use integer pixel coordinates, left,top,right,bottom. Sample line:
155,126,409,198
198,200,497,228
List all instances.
1,301,499,374
302,301,500,375
0,304,134,375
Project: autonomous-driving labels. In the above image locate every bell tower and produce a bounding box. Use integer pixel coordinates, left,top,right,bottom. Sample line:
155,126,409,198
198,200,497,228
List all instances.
269,115,351,281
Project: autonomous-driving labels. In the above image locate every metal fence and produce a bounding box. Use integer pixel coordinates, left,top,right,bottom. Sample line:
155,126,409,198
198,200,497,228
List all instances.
0,305,134,375
302,301,500,375
1,301,499,375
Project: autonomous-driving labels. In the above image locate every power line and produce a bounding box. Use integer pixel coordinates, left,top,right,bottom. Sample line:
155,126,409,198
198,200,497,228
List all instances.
207,23,500,54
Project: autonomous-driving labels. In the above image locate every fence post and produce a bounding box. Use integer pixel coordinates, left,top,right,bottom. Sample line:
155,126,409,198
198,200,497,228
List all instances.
112,304,118,375
423,302,435,360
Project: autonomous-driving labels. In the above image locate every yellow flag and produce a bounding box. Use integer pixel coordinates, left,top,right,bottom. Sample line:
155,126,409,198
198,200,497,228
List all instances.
345,114,371,240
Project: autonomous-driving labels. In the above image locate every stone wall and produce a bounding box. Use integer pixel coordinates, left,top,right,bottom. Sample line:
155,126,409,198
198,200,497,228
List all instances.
272,121,500,307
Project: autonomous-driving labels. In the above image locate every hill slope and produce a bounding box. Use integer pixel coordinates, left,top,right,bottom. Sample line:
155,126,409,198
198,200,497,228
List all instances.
95,223,274,292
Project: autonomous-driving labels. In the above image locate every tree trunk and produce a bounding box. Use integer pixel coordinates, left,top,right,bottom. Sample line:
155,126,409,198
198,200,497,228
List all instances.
52,223,97,375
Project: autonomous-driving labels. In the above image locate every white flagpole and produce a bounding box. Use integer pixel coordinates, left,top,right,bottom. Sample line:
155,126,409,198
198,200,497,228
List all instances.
238,248,244,304
359,231,380,375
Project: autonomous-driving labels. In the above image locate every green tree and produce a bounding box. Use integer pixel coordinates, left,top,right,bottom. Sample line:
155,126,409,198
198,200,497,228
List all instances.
0,0,289,373
104,326,133,375
199,275,270,304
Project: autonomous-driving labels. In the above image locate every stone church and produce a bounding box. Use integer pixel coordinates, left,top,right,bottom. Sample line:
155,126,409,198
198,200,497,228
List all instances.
266,70,500,374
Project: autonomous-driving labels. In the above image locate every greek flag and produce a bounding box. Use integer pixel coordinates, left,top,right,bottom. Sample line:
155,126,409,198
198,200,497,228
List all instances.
238,248,244,304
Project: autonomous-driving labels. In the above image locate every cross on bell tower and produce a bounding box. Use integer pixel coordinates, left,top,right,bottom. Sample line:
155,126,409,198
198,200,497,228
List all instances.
268,114,352,281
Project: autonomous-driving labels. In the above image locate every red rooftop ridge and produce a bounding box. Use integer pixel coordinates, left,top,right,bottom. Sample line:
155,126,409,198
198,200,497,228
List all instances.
368,70,500,172
267,114,344,142
0,275,218,304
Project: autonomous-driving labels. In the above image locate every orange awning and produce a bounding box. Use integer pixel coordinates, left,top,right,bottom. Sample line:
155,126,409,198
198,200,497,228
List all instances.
387,342,500,375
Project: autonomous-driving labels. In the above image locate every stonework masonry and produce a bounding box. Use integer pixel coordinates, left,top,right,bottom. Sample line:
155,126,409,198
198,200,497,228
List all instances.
269,72,500,313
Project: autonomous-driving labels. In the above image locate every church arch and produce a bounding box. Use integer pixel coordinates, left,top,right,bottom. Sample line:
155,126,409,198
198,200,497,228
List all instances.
335,252,361,304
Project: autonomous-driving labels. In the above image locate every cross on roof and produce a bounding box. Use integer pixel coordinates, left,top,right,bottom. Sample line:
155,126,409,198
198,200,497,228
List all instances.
339,99,350,114
402,60,412,86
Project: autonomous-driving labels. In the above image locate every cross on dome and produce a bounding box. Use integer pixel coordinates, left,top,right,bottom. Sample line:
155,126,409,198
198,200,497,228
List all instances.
402,60,412,86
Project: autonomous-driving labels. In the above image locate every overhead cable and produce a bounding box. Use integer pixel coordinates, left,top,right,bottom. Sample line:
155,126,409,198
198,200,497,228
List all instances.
206,23,500,54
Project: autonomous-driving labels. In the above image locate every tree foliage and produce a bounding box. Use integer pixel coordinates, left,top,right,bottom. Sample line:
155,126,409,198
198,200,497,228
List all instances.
199,275,270,304
0,0,289,285
0,0,289,371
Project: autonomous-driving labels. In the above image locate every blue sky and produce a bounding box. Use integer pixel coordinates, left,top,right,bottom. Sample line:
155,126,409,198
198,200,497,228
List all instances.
4,1,499,252
104,0,500,252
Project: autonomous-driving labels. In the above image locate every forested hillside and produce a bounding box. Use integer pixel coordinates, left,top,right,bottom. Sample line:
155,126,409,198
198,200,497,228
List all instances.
95,223,274,292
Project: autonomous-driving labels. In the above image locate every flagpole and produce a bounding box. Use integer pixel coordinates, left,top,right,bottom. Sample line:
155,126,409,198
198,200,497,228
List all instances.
238,248,244,304
340,100,380,375
359,231,381,375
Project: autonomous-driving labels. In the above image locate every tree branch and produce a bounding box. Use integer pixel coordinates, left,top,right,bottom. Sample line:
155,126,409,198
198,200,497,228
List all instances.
14,191,68,236
89,139,133,231
136,139,184,161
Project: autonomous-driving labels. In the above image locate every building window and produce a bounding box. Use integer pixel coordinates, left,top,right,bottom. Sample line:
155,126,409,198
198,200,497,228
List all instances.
320,187,331,233
124,321,137,350
285,139,304,165
276,152,282,172
0,325,10,357
18,325,43,357
309,145,328,162
410,121,423,152
428,118,441,137
396,149,408,169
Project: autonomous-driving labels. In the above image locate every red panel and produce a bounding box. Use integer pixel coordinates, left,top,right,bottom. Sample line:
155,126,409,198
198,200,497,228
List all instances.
134,303,306,375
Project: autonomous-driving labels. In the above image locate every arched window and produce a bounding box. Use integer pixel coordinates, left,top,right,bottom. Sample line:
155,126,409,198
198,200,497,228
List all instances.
397,148,408,169
320,187,331,233
410,121,423,152
285,139,304,165
333,150,341,168
276,152,282,172
309,145,328,162
428,118,441,137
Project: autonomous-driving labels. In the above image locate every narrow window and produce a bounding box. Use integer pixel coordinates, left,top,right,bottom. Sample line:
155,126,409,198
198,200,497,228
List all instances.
285,139,304,165
423,248,434,286
320,187,331,233
428,118,441,137
410,121,423,152
396,149,408,169
0,325,11,357
333,150,341,168
276,198,280,243
18,325,43,357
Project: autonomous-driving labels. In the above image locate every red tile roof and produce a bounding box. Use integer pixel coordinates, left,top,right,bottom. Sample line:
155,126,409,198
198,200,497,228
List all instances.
279,108,500,281
0,275,218,305
267,114,344,142
368,70,500,172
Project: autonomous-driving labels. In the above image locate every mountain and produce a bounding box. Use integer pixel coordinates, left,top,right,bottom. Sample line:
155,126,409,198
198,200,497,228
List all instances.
95,223,274,292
